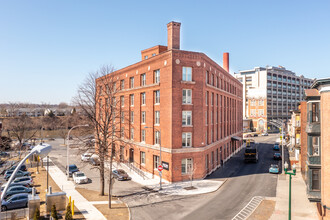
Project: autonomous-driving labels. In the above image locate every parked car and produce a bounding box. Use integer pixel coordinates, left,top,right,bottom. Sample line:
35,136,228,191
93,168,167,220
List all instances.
73,172,88,184
8,164,27,172
1,182,30,191
273,144,280,151
66,164,79,177
262,132,269,136
89,157,100,166
253,133,258,137
4,170,31,181
4,185,34,198
1,193,29,211
81,153,93,162
112,169,131,181
274,152,282,160
244,133,253,138
11,176,33,187
0,152,10,157
269,164,280,174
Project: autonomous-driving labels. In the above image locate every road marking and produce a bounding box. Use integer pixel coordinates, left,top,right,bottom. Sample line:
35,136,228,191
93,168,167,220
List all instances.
232,196,264,220
90,200,122,205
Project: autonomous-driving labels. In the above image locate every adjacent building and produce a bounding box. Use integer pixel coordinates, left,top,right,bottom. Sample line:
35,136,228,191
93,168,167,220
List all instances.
234,66,313,132
97,21,243,182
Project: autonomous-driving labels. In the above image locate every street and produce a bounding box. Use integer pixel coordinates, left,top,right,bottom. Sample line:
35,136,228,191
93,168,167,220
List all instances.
45,134,285,220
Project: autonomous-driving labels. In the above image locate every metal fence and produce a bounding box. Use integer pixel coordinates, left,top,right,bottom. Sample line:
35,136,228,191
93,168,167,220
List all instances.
0,208,28,220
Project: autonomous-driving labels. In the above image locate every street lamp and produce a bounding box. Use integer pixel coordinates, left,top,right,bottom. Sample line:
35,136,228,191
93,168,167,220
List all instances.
145,126,162,190
1,143,52,203
66,124,89,180
284,162,296,220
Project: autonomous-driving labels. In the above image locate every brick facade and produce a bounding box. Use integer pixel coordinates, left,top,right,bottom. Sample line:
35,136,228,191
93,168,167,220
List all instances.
96,21,243,182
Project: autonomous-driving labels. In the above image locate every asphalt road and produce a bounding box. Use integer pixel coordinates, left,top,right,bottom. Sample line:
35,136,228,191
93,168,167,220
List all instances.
126,134,281,220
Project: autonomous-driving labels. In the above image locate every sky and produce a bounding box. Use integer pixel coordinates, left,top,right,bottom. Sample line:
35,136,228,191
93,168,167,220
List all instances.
0,0,329,104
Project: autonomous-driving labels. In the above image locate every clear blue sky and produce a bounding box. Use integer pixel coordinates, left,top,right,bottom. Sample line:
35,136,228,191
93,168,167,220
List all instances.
1,0,329,104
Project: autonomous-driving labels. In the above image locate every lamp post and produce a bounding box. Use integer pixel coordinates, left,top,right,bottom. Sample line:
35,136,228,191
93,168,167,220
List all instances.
0,143,52,214
66,124,89,180
145,126,162,190
284,162,296,220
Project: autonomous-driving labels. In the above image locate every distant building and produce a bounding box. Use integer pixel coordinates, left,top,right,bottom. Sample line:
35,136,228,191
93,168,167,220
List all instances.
235,66,313,132
96,21,243,182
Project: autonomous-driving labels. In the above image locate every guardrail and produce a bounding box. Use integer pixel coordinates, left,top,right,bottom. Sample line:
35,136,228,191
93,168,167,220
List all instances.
0,208,28,219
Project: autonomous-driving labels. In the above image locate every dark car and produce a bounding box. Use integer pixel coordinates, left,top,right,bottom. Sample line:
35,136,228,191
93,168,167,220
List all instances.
0,152,10,157
273,144,280,151
4,170,30,181
274,153,282,160
4,185,33,198
253,133,258,137
1,182,30,191
112,169,131,181
66,164,79,177
1,193,29,211
89,158,100,166
8,164,27,172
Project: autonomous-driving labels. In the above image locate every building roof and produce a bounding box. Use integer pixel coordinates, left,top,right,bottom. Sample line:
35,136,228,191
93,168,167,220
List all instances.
311,77,330,89
304,89,320,97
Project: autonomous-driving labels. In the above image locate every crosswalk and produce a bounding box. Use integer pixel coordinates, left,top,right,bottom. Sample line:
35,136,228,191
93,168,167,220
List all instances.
232,196,264,220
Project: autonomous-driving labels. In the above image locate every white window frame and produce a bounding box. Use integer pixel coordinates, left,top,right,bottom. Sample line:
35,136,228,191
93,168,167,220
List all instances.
130,94,134,106
130,77,134,88
182,89,192,104
182,67,192,81
182,132,192,147
120,96,124,107
141,92,146,105
140,151,146,165
154,69,160,83
130,128,134,140
155,90,160,104
141,129,146,142
141,74,146,86
155,130,160,145
141,111,146,124
120,80,124,90
155,111,160,125
153,155,160,169
182,111,192,126
181,158,193,174
130,111,134,123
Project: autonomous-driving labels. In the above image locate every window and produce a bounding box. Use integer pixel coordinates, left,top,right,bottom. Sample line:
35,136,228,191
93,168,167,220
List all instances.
141,129,146,142
130,77,134,88
121,80,124,90
141,93,146,105
154,69,160,83
120,96,124,107
210,74,213,86
155,111,160,125
113,82,117,92
152,53,156,57
130,128,134,140
205,111,208,125
312,136,320,156
121,112,124,123
130,111,134,123
258,109,264,116
311,169,320,190
258,100,264,106
155,90,160,104
250,109,256,116
211,111,213,124
211,93,214,106
140,152,146,165
206,71,208,84
141,111,146,124
130,94,134,106
182,132,192,147
251,100,256,106
141,74,146,86
144,55,148,60
182,67,192,81
153,155,160,169
182,111,192,126
181,158,193,174
182,89,192,104
155,131,160,145
206,92,208,105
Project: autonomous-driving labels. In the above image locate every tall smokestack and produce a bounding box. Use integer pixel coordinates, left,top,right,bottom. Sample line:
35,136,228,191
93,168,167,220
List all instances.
223,52,229,73
167,21,181,50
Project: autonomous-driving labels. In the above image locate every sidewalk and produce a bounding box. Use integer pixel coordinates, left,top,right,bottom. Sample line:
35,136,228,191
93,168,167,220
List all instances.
110,161,225,196
46,159,107,220
269,168,318,220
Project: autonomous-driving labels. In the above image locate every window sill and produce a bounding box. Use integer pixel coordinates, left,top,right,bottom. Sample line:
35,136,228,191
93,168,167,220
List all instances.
181,81,196,84
182,146,192,148
182,125,193,128
154,124,160,126
182,103,193,105
154,103,160,105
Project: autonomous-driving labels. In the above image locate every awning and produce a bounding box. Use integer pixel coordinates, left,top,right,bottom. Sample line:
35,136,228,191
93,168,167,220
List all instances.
231,136,242,141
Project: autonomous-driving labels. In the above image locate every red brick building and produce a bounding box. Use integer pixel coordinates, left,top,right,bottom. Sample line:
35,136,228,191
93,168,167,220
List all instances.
97,21,243,182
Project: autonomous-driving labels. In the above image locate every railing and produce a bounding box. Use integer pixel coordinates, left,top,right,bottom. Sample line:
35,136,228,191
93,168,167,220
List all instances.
122,160,151,180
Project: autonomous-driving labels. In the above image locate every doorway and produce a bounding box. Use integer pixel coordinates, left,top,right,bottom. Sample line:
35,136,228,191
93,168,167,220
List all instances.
129,148,134,163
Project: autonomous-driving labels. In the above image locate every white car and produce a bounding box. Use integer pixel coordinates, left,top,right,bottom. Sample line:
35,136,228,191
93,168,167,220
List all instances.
73,172,88,184
81,153,93,162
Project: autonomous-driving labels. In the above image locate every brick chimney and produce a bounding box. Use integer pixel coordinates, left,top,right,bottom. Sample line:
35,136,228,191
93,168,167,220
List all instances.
223,52,229,72
167,21,181,50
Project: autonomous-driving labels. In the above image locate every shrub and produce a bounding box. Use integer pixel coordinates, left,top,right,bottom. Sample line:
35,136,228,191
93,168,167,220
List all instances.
65,202,73,220
51,204,58,220
33,208,40,220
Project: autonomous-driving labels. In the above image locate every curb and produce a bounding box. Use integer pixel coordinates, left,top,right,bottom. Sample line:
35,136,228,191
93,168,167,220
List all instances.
122,199,131,220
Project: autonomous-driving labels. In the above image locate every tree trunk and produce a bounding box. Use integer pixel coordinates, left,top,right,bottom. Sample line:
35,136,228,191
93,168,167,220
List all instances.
99,163,105,196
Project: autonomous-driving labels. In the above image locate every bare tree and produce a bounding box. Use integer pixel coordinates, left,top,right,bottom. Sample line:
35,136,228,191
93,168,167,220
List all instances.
73,65,128,206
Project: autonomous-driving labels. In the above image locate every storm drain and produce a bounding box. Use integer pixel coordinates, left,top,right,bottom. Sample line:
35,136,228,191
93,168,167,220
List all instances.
232,196,264,220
